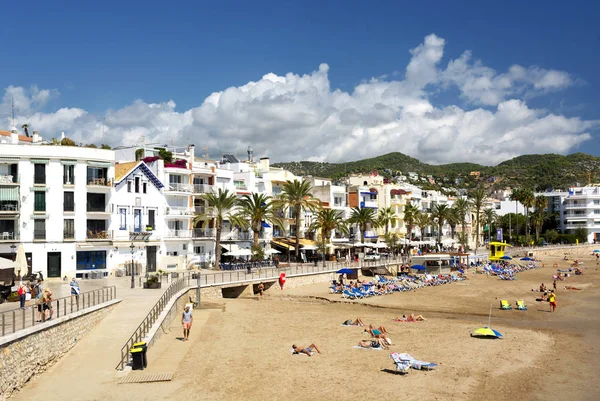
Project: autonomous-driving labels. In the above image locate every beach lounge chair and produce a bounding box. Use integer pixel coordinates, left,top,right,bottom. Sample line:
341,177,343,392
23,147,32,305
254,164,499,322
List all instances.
500,299,512,310
389,352,411,374
516,299,527,310
342,290,358,300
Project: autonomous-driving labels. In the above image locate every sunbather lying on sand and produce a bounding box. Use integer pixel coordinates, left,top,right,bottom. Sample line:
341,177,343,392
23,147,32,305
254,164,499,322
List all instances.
357,339,388,349
394,314,426,322
342,318,365,326
292,344,321,356
365,324,389,335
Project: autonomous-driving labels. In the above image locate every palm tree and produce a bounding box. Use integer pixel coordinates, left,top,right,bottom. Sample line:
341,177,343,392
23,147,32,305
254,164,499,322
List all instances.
236,193,285,251
521,189,535,246
347,207,378,243
403,203,420,240
377,207,396,236
453,198,470,238
469,188,486,251
482,208,498,243
275,180,320,260
195,189,244,269
531,196,548,243
415,211,431,241
446,207,460,239
431,204,449,244
309,209,348,257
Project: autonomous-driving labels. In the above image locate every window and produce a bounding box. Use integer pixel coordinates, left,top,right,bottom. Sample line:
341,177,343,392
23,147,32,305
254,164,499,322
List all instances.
34,220,46,240
63,165,75,184
133,209,142,232
64,192,74,212
595,200,600,205
87,220,107,238
194,246,205,254
135,177,140,193
34,191,46,212
76,251,107,270
127,181,132,192
64,219,75,239
148,209,155,230
34,164,46,184
182,244,187,251
119,208,127,230
87,167,107,185
142,182,147,194
86,193,106,212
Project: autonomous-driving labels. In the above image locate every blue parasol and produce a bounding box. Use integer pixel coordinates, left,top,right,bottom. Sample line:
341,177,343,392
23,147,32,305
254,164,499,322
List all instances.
520,257,533,261
336,268,355,274
500,256,512,260
411,264,426,271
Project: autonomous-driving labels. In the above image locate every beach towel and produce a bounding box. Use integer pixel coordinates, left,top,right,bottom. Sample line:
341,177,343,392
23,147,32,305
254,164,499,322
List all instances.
389,353,411,373
290,348,314,356
353,345,383,351
395,353,438,370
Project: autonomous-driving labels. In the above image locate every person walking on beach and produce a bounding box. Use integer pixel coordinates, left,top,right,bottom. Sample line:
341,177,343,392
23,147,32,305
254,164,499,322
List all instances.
553,280,557,292
257,282,265,297
181,305,193,341
548,290,557,312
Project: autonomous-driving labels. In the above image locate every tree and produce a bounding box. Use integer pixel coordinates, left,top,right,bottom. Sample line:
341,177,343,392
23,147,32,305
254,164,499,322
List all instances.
453,198,470,238
430,204,449,244
194,189,245,269
446,207,460,239
469,188,486,251
521,189,535,245
403,203,420,240
101,144,112,150
61,137,77,146
274,180,320,260
309,209,348,258
531,196,548,243
415,211,431,240
544,229,559,244
377,207,396,236
573,227,588,243
482,208,498,243
237,193,284,251
347,207,378,243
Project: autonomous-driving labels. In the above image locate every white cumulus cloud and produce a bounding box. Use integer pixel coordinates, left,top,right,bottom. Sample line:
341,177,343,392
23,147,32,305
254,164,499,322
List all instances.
1,34,595,166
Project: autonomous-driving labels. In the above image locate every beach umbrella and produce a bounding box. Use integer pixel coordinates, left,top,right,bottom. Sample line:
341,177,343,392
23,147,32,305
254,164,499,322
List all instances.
336,268,355,275
500,256,512,260
471,327,503,338
0,256,16,270
411,264,426,271
594,250,600,253
458,269,465,274
15,245,28,278
520,257,533,261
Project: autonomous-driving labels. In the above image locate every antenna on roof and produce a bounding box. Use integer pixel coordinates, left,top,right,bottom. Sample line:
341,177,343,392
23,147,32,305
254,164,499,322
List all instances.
10,97,15,129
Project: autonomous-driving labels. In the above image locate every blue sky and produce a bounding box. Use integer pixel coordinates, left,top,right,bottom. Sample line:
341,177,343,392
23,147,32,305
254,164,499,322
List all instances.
1,0,599,164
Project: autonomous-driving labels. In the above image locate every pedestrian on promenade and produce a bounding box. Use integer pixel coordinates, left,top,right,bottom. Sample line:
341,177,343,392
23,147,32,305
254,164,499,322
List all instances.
548,290,557,312
34,280,44,322
42,288,54,320
70,277,80,304
18,283,27,309
181,305,193,341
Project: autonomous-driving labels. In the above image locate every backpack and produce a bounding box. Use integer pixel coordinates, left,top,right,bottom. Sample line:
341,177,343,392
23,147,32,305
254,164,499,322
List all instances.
35,284,43,299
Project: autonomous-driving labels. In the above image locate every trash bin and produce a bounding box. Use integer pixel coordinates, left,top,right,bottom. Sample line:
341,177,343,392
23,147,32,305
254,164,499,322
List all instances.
130,347,145,370
132,341,148,368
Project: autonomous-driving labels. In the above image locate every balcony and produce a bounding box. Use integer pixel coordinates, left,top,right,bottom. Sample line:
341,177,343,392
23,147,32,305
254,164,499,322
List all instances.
0,175,18,184
165,206,194,217
34,230,46,241
86,230,112,240
390,198,404,205
165,183,193,193
360,200,378,209
63,231,75,241
165,229,192,239
86,204,111,218
86,177,112,192
0,201,19,214
194,206,216,216
193,184,216,194
221,230,253,241
193,228,215,238
0,231,19,241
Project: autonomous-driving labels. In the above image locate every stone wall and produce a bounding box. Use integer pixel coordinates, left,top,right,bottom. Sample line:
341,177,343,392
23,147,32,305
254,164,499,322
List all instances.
513,244,596,259
0,301,118,400
265,271,336,292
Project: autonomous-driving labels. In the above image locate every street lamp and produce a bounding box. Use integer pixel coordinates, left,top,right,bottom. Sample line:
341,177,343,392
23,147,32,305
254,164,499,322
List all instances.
130,243,135,289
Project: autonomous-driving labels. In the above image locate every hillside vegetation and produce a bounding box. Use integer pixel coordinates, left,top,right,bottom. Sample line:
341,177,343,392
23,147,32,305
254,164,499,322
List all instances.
273,152,600,191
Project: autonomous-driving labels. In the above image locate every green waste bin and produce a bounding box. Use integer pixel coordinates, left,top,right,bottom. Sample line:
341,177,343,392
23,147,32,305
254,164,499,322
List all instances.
132,341,148,368
130,348,145,370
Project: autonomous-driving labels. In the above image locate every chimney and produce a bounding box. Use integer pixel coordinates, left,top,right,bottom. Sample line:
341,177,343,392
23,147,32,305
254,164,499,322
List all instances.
247,146,253,162
10,126,18,144
188,144,195,165
32,131,42,143
259,157,270,172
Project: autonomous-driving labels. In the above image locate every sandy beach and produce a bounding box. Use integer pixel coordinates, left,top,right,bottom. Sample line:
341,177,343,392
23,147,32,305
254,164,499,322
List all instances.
98,249,598,401
14,249,600,401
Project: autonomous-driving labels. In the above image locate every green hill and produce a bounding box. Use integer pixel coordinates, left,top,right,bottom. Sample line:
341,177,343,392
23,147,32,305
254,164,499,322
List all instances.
273,152,600,191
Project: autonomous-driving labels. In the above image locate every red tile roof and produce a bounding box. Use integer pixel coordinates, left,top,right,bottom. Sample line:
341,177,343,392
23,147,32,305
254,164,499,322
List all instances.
0,130,33,143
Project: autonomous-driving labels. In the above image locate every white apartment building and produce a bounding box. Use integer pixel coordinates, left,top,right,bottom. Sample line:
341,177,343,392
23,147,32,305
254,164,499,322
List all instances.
305,176,351,242
0,129,115,278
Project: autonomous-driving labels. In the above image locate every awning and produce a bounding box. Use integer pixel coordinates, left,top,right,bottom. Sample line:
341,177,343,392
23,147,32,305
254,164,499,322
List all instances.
221,243,250,254
30,186,49,192
31,214,49,219
61,160,78,165
390,189,408,195
261,222,271,228
0,186,18,201
271,240,295,250
88,161,111,168
30,158,49,164
0,157,19,162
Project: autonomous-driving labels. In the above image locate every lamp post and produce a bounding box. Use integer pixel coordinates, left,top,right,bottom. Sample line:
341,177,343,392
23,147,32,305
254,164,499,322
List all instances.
130,243,135,289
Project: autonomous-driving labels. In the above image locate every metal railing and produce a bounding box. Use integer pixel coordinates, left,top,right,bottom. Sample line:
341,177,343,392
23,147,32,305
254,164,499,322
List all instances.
165,229,192,238
1,286,117,337
117,273,194,370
